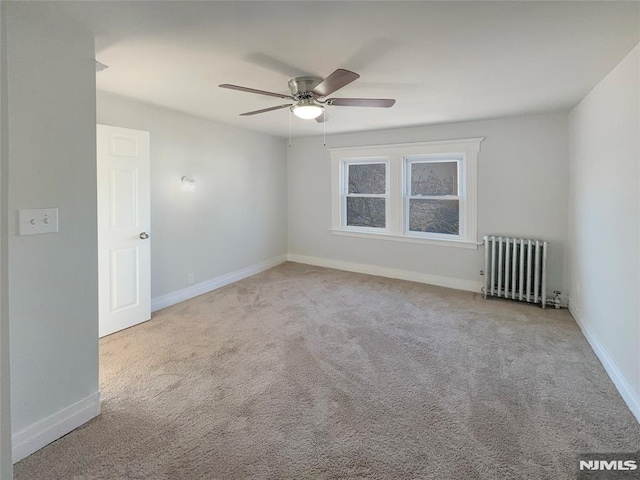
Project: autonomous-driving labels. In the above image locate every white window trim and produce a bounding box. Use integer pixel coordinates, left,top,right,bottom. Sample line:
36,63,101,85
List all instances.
404,155,465,241
340,157,390,234
330,138,483,249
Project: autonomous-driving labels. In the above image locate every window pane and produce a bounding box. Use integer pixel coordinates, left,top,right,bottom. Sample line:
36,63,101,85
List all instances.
409,199,459,235
411,162,458,196
347,197,386,228
348,163,386,194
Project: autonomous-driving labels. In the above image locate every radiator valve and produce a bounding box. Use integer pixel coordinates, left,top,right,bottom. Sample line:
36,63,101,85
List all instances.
553,291,562,309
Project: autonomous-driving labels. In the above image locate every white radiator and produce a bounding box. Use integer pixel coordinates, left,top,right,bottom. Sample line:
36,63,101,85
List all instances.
483,235,548,308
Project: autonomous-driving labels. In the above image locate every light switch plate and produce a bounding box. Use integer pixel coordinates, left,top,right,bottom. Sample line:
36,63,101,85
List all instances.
18,208,59,236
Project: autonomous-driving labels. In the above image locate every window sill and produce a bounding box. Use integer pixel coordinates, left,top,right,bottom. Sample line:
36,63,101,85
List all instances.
330,229,480,249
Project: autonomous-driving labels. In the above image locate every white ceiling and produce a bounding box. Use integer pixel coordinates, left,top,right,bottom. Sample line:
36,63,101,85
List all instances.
69,1,640,138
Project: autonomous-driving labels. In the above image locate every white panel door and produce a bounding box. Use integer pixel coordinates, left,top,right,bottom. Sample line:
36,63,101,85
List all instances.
97,124,151,337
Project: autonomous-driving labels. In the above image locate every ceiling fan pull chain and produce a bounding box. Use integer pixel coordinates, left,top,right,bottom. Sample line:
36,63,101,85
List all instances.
323,111,326,147
288,109,292,148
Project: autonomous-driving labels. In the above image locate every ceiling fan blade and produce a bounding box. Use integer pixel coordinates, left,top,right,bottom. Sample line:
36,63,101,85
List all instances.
312,69,360,97
219,84,293,99
328,98,396,108
315,111,331,123
239,104,292,116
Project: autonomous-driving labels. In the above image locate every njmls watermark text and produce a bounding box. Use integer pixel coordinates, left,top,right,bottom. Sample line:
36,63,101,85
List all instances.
578,452,640,478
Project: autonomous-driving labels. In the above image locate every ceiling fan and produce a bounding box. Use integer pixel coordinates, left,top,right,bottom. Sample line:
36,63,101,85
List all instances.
219,69,396,122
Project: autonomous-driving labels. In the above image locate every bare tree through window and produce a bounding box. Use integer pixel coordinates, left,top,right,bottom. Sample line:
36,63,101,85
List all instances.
346,163,386,228
408,160,460,235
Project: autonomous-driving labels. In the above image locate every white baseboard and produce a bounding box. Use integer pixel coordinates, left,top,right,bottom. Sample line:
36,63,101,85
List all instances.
287,254,484,293
569,303,640,424
12,391,100,463
151,255,288,312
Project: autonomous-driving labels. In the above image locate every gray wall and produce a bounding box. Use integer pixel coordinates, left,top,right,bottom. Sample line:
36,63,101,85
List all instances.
568,43,640,406
0,1,11,477
96,92,288,299
288,113,569,294
7,2,99,436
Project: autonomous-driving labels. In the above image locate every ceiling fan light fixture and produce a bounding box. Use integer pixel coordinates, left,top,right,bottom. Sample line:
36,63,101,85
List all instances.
292,101,324,120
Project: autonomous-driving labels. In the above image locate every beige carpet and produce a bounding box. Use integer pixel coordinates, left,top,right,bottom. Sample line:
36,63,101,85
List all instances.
14,262,640,479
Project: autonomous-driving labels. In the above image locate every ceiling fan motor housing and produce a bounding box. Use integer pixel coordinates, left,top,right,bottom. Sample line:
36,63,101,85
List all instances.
288,76,322,99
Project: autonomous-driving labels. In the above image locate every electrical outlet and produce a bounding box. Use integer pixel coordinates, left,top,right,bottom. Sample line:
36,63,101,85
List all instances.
187,273,195,285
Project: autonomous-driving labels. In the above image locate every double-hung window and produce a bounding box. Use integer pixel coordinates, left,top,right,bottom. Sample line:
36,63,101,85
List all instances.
342,159,389,232
405,156,464,239
331,138,482,249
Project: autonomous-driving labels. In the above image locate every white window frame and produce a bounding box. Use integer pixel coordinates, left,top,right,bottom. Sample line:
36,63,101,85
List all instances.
330,138,483,249
341,157,390,234
404,155,465,241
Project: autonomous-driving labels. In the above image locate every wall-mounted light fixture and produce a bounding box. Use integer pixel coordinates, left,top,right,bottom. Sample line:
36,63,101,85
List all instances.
181,176,196,192
95,60,109,72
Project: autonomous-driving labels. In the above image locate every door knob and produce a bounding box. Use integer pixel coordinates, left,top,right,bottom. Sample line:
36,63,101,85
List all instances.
139,232,149,240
